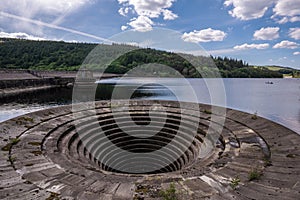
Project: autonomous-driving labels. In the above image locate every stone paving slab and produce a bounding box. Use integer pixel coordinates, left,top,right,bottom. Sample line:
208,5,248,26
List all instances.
0,100,299,199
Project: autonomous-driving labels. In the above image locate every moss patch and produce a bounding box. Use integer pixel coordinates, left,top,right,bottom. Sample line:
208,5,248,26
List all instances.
203,110,212,114
230,177,240,190
28,142,42,146
8,156,16,162
1,138,20,151
46,192,60,200
15,116,34,125
159,183,178,200
251,112,258,120
248,169,263,181
30,150,43,156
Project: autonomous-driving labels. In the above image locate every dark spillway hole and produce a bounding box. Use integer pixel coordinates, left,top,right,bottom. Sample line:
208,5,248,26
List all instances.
69,107,225,175
94,112,182,154
130,111,151,126
85,134,226,175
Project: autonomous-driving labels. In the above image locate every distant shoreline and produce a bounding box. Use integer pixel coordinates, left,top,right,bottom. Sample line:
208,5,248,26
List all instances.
0,69,298,101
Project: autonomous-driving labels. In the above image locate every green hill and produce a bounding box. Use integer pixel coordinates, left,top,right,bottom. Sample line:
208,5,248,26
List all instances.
0,38,96,71
0,38,297,78
264,66,300,78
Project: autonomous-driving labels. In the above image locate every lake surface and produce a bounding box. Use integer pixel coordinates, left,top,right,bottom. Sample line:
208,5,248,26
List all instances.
0,87,73,122
1,78,299,134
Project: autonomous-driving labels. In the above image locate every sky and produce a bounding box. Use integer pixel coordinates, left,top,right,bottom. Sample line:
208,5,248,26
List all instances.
0,0,300,69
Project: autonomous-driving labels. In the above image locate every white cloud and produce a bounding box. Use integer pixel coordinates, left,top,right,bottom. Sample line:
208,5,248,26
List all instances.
273,0,300,17
128,16,154,32
273,40,299,49
1,0,91,34
118,7,133,17
289,28,300,40
118,0,176,18
121,25,128,31
273,0,300,24
290,16,300,23
224,0,273,20
293,52,300,55
207,48,236,55
224,0,300,24
234,43,270,50
253,27,280,40
182,28,227,43
1,0,91,19
0,31,46,40
162,9,178,20
0,12,111,42
118,0,177,31
275,17,289,24
272,16,300,24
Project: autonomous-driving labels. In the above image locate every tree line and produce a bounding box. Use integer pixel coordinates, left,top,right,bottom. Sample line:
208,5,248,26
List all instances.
0,38,288,78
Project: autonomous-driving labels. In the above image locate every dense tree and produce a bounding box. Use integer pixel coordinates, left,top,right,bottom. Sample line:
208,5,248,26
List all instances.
0,38,96,70
0,38,289,78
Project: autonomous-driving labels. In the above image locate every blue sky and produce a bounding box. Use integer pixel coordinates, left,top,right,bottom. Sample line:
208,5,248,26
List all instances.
0,0,299,69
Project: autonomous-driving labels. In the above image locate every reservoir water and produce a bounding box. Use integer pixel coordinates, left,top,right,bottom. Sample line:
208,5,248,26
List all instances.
1,78,299,134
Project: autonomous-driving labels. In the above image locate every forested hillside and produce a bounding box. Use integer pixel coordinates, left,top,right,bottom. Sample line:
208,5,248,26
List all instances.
0,38,294,78
0,38,96,71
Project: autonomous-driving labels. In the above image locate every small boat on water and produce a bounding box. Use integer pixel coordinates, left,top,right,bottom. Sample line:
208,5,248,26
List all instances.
265,81,274,84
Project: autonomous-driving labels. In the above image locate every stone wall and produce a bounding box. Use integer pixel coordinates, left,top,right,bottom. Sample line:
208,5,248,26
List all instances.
0,77,74,89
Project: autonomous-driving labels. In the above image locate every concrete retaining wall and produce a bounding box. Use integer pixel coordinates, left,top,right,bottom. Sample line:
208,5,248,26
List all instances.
0,77,74,89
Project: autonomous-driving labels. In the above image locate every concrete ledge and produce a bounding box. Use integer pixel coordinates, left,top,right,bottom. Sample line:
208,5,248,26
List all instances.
0,100,299,199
